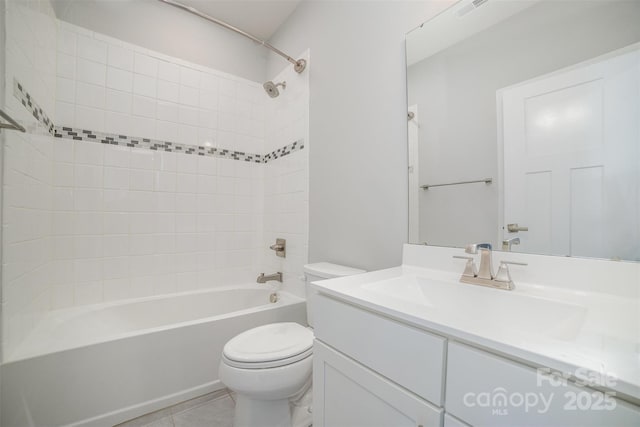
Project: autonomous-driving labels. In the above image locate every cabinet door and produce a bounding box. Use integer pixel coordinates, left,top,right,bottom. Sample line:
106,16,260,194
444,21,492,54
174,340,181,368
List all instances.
446,342,640,426
313,293,446,405
313,340,443,427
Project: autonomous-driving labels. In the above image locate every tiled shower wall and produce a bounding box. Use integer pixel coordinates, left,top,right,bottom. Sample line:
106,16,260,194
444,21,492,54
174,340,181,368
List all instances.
49,22,269,307
2,0,57,357
2,11,309,359
262,53,310,298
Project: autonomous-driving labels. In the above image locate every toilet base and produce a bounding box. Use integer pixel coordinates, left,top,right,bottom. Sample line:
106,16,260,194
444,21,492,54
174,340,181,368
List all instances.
235,395,292,427
232,386,312,427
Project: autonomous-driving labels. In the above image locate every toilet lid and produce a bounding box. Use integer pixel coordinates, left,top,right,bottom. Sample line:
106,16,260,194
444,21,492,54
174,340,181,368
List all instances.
223,322,313,365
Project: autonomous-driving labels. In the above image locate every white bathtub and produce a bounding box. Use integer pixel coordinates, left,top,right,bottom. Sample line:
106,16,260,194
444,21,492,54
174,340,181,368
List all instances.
1,286,306,427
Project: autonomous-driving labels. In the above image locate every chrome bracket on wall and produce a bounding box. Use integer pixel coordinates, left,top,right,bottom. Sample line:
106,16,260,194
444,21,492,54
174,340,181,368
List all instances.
0,109,26,133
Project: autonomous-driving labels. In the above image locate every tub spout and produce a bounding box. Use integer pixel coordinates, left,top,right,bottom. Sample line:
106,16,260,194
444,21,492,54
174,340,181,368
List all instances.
257,272,283,283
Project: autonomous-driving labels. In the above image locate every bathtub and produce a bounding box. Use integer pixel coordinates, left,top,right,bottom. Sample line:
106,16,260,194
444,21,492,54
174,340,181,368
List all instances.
1,286,306,427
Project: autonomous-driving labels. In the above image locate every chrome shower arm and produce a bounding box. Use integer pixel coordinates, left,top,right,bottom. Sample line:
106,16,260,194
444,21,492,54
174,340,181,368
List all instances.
157,0,306,73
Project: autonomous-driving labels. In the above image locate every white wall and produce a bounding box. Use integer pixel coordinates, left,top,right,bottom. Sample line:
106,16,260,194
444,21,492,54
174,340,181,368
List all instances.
267,1,452,271
51,0,268,83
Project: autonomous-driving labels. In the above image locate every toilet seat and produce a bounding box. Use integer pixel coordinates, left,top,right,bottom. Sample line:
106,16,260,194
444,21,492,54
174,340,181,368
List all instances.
222,322,313,369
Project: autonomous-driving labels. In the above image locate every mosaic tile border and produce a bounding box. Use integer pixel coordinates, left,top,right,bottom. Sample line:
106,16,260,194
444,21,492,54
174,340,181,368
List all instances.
13,80,55,134
52,126,265,163
13,79,305,163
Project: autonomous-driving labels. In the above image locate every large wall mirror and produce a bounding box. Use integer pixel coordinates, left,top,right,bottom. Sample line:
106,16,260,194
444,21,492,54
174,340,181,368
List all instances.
406,0,640,261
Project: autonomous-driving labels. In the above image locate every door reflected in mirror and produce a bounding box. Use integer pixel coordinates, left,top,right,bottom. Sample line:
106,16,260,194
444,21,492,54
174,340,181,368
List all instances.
406,0,640,261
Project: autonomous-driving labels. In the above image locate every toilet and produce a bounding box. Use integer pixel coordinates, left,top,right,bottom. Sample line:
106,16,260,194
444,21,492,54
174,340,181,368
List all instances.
219,262,365,427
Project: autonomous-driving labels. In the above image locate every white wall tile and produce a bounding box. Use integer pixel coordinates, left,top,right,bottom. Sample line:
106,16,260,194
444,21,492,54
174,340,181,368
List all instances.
133,95,156,119
75,281,103,305
74,188,103,211
130,149,154,170
198,110,218,129
103,236,130,256
74,106,105,132
74,141,104,165
57,77,76,103
129,213,156,234
133,73,156,98
178,106,199,126
104,167,130,190
56,101,75,125
73,212,103,235
130,169,154,191
178,125,198,146
180,66,201,88
105,111,132,136
57,53,76,79
157,79,179,102
155,171,176,192
134,53,158,77
104,146,130,168
75,82,105,109
200,73,219,91
157,101,179,122
105,89,133,115
176,173,197,193
106,67,133,92
156,120,179,141
158,60,180,82
53,163,74,187
53,187,74,211
107,45,134,71
198,89,218,110
76,34,107,63
76,58,106,86
74,164,103,188
130,116,155,138
179,85,199,107
58,28,77,56
103,214,129,235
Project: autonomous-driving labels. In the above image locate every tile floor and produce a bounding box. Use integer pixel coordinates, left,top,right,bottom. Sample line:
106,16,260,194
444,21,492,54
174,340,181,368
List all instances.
117,390,235,427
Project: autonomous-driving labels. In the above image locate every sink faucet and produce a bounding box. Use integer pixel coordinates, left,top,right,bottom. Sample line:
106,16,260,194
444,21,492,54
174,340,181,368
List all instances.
455,243,526,291
257,272,283,283
465,243,494,280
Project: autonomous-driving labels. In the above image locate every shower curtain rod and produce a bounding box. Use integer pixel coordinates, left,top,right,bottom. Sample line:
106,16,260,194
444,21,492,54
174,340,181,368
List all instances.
157,0,306,73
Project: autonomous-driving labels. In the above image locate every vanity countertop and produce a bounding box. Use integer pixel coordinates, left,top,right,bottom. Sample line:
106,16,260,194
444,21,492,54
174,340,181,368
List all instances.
311,259,640,403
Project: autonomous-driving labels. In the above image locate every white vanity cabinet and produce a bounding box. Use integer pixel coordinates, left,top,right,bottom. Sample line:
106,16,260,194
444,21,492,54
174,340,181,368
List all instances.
312,293,640,427
312,293,446,427
313,340,443,427
446,342,640,426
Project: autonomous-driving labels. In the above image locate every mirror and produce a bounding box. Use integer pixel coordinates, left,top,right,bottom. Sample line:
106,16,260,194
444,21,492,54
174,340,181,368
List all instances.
406,0,640,261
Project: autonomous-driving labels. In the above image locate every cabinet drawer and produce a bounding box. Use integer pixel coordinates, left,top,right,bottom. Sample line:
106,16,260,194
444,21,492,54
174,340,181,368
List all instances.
313,294,446,405
314,340,443,427
446,342,640,426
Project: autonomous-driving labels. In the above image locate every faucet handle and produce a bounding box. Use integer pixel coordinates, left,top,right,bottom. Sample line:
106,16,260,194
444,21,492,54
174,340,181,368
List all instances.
453,256,478,277
495,260,528,288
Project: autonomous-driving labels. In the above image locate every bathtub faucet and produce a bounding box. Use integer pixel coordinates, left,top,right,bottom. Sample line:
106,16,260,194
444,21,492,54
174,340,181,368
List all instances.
257,272,283,283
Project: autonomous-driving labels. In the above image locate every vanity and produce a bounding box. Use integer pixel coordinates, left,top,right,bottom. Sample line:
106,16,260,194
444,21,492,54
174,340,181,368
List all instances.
310,244,640,426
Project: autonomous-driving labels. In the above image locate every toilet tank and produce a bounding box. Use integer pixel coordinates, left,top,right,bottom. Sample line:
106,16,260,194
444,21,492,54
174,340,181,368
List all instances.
303,262,365,327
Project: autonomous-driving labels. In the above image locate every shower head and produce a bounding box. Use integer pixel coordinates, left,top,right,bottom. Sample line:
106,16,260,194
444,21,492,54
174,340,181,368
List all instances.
263,81,286,98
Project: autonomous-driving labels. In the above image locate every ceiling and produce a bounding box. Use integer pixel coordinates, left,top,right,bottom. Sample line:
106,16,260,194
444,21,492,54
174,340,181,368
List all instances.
177,0,303,40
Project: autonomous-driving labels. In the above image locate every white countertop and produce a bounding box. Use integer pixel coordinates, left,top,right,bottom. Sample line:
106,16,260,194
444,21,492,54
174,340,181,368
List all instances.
311,247,640,403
